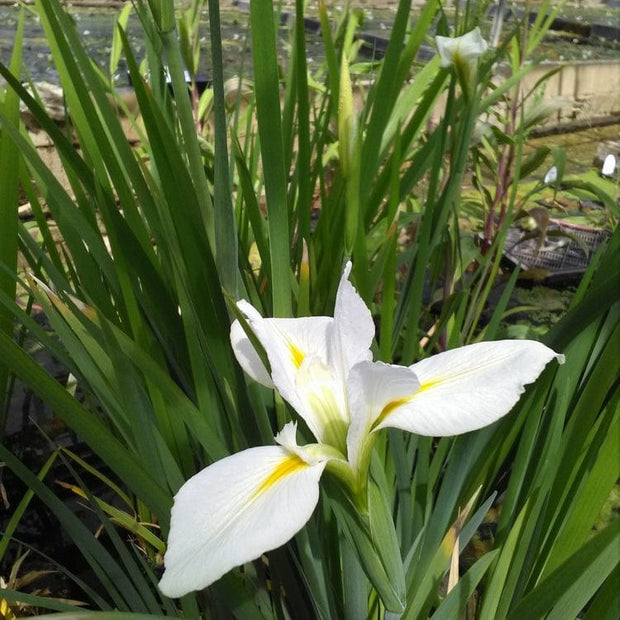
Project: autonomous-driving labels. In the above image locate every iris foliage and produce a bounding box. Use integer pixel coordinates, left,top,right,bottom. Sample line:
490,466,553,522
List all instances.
0,0,617,618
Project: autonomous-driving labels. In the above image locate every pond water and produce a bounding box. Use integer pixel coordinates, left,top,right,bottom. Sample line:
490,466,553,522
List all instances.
0,4,338,87
0,5,255,85
1,3,618,86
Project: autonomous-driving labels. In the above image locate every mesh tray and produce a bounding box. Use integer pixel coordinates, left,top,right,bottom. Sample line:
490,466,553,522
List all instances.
503,220,611,280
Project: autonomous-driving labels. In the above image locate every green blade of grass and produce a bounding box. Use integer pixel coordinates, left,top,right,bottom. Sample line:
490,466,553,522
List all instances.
508,519,620,620
0,10,23,423
0,590,85,615
0,330,170,519
0,451,58,562
58,454,166,613
291,0,312,263
360,0,438,218
432,550,499,620
208,0,238,297
159,23,216,251
582,566,620,620
0,444,156,611
542,394,618,574
250,0,291,316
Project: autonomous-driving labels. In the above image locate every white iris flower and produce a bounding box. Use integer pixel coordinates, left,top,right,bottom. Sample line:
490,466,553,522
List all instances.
436,26,488,69
158,263,563,597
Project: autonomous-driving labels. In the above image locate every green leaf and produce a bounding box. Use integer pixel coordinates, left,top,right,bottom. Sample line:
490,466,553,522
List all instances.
508,520,620,620
0,590,84,615
0,452,58,562
542,394,619,575
478,499,533,620
0,445,158,612
520,146,550,179
110,3,133,76
208,0,238,297
34,614,171,620
0,331,171,519
432,550,499,620
0,9,23,420
561,178,620,216
327,478,406,613
582,566,620,620
250,0,291,316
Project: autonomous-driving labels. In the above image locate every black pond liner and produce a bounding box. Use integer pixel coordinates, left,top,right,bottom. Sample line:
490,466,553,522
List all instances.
1,430,127,609
489,5,620,42
1,317,133,607
126,71,212,95
502,220,611,284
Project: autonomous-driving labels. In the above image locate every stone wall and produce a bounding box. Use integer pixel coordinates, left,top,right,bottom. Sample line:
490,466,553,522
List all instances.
428,60,620,130
525,60,620,126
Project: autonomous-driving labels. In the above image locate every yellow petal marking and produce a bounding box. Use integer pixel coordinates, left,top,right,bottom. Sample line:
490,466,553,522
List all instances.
374,396,413,429
289,342,305,369
417,377,441,394
254,455,308,498
373,378,442,428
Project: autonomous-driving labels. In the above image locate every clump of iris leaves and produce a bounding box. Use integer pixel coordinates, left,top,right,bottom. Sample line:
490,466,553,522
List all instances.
0,0,617,618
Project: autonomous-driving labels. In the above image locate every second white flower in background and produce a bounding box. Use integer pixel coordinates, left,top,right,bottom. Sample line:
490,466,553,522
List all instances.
436,26,488,69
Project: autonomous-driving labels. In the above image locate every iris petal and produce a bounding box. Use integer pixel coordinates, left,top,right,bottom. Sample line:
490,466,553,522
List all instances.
159,441,328,598
374,340,563,436
436,27,488,68
230,300,333,438
230,263,375,448
346,361,420,473
330,262,375,380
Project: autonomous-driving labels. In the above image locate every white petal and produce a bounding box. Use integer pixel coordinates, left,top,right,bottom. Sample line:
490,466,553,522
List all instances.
228,263,376,451
158,444,328,598
276,421,347,462
544,165,558,185
374,340,563,436
602,154,616,176
292,262,376,448
346,361,420,473
295,356,349,450
230,315,274,388
436,27,487,68
330,262,375,379
274,420,301,453
231,299,333,425
436,34,459,67
454,27,488,62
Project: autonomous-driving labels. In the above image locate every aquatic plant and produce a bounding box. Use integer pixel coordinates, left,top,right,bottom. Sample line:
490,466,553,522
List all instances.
0,0,617,617
160,263,562,601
